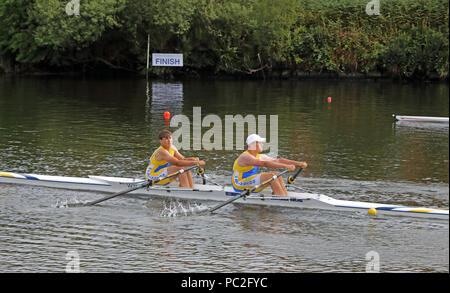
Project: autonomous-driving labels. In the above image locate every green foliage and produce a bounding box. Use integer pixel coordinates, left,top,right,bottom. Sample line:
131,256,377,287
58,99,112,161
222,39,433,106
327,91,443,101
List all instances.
288,0,449,79
380,26,449,79
0,0,448,80
31,0,124,49
0,0,38,63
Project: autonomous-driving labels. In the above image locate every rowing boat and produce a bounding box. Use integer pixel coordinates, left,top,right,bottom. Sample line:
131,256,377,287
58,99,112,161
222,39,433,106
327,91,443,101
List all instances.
394,115,449,123
1,171,448,220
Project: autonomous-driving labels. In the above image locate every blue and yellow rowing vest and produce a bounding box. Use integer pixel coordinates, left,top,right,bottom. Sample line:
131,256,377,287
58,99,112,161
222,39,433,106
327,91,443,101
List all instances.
231,151,262,191
146,146,175,185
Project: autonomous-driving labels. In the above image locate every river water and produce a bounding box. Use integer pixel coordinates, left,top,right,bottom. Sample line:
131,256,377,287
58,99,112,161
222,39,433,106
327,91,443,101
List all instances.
0,76,448,273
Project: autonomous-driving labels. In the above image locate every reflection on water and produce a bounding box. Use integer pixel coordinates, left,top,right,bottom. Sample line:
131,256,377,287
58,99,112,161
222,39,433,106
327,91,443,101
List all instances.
0,77,448,272
395,120,449,130
146,82,183,126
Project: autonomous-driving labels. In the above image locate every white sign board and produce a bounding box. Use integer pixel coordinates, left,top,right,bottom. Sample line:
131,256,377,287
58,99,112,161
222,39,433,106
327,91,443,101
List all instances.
152,53,183,67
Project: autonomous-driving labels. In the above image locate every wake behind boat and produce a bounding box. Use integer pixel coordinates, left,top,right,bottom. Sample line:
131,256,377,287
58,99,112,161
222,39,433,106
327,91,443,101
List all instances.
0,171,448,220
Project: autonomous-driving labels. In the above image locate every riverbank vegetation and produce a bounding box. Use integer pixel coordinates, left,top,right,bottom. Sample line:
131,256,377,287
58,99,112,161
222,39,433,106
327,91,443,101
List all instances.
0,0,448,80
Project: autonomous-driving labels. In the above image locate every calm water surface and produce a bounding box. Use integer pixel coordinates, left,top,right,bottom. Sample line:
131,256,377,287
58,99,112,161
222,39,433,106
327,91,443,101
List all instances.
0,77,448,272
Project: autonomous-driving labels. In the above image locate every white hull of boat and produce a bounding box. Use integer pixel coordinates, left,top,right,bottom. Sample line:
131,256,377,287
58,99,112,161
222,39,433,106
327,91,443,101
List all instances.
394,115,449,123
0,172,448,220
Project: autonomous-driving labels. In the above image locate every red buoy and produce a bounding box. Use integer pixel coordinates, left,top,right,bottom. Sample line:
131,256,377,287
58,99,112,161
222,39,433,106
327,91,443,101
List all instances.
164,111,171,120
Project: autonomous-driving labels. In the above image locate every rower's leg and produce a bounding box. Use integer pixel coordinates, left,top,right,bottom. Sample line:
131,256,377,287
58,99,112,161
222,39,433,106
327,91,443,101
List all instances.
166,166,185,187
260,172,288,196
277,176,288,195
178,172,191,188
270,179,288,196
165,166,194,188
185,170,194,188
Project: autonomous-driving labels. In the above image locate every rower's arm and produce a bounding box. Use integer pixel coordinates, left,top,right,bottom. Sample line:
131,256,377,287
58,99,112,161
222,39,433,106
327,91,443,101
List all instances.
262,160,294,169
273,158,307,167
173,147,201,163
240,154,291,169
172,147,185,160
158,149,196,167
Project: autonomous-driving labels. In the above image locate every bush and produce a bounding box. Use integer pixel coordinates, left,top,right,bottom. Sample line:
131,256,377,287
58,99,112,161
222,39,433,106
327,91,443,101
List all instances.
0,0,448,80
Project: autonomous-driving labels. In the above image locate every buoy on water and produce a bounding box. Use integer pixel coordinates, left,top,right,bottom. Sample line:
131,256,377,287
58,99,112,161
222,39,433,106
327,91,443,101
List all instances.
164,111,171,120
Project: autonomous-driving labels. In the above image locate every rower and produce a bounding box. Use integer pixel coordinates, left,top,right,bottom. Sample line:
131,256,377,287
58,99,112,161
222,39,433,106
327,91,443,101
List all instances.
146,130,205,188
231,134,307,196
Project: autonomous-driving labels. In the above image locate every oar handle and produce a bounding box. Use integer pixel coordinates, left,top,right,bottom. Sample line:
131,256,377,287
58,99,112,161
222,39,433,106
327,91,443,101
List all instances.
287,163,307,184
197,167,206,185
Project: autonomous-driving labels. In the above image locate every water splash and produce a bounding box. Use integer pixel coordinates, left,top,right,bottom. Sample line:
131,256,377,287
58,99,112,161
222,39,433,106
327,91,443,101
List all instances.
160,200,209,217
53,198,86,208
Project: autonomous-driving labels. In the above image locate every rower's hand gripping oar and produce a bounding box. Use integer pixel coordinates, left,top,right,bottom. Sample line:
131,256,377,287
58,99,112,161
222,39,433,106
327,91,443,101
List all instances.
208,169,290,214
287,162,307,185
196,166,206,185
68,164,200,207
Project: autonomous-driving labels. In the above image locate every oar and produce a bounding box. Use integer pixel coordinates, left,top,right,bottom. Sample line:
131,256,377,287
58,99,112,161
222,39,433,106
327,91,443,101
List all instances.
196,166,206,185
208,169,290,213
69,164,200,207
287,163,307,185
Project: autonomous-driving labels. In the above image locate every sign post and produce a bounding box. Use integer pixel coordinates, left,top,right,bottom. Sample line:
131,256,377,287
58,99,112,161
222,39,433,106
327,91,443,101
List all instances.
146,34,150,79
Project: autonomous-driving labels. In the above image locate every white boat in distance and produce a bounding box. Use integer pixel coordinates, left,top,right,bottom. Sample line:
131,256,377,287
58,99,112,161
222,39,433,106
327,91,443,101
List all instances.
394,115,449,123
0,171,448,220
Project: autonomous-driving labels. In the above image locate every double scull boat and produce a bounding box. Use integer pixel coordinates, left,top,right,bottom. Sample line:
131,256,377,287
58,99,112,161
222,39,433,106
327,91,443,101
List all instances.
0,171,448,220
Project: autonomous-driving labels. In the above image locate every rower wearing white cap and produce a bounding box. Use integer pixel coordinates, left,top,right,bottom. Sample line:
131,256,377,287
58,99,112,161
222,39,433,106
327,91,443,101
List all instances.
231,134,307,196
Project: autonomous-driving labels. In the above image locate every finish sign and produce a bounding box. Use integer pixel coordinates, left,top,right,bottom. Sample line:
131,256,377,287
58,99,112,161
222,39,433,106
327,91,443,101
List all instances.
152,53,183,67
